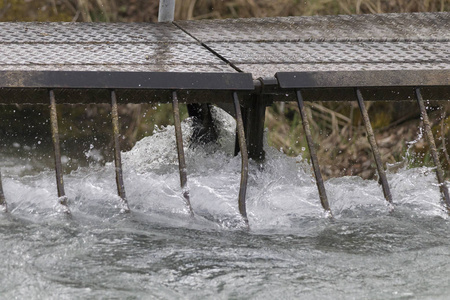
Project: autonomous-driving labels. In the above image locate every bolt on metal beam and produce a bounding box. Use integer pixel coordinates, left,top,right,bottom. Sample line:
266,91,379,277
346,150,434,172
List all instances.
0,171,7,212
158,0,175,22
355,88,393,204
415,88,450,213
172,91,194,217
295,90,331,215
233,92,250,228
111,91,130,213
49,90,69,212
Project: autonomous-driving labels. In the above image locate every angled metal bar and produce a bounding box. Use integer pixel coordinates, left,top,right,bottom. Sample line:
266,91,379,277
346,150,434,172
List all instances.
0,171,7,212
355,88,393,204
415,88,450,213
111,90,130,213
233,92,249,228
295,90,331,214
49,90,69,211
172,91,194,217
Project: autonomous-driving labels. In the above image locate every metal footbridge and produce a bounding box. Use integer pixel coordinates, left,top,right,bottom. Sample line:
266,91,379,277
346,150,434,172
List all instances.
0,12,449,226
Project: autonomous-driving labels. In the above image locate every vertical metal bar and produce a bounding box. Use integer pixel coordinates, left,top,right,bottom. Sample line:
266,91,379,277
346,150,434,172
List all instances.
158,0,175,22
233,92,249,227
49,90,69,209
355,88,393,204
295,90,331,214
0,171,7,212
172,91,194,217
415,88,450,212
111,90,130,212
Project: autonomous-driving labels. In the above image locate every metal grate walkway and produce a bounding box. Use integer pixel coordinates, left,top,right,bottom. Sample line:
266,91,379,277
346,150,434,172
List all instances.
0,12,449,225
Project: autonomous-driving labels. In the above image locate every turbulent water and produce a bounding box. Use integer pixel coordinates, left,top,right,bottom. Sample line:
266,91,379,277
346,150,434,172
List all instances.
1,109,449,299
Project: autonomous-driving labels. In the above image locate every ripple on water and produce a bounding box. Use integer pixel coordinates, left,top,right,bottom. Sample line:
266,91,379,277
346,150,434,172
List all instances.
0,108,449,299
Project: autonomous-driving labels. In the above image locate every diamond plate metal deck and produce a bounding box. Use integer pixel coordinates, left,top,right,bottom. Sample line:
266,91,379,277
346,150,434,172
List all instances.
0,22,193,43
0,22,236,73
176,12,450,42
176,12,450,79
0,12,449,101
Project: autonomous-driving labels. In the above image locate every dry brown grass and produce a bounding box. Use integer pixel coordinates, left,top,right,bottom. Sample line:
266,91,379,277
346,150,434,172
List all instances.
2,0,447,22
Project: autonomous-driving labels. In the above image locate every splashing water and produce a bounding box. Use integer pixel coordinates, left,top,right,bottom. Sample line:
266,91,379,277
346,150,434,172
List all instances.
0,108,449,299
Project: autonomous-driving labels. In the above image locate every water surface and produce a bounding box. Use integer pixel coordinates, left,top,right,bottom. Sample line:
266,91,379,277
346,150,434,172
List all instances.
1,111,449,299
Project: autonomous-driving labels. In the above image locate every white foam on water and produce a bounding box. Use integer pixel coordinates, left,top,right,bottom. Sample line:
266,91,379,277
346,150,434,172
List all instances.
1,107,450,299
1,107,447,229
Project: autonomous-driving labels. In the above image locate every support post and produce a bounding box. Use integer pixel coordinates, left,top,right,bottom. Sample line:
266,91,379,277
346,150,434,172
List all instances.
245,94,266,162
187,103,218,146
49,90,69,212
415,88,450,213
355,88,393,204
296,90,331,214
0,171,7,212
172,91,194,217
111,90,130,212
233,92,249,228
158,0,175,22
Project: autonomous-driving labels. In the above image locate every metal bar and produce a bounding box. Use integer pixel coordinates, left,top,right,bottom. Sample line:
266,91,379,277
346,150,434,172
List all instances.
172,91,194,217
295,90,331,214
0,71,255,91
233,92,249,227
276,70,450,89
415,88,450,212
355,88,393,204
111,90,130,213
49,89,69,209
158,0,175,22
0,171,7,212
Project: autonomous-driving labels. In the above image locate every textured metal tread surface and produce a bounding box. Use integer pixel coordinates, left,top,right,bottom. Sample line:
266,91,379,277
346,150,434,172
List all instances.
238,63,450,80
0,12,449,80
176,12,450,42
0,21,235,73
0,22,194,43
205,40,450,77
0,64,233,72
0,43,225,66
207,41,449,64
176,12,450,78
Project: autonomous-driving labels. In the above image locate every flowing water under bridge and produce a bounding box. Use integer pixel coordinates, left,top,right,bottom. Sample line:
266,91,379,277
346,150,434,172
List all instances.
0,12,449,227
